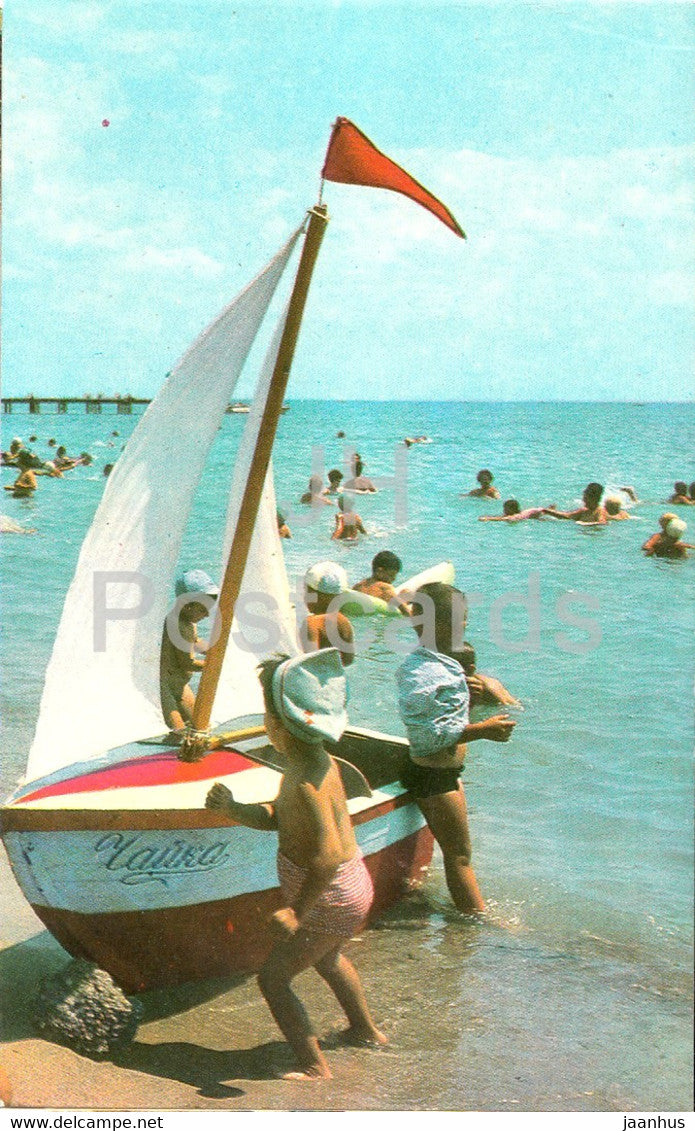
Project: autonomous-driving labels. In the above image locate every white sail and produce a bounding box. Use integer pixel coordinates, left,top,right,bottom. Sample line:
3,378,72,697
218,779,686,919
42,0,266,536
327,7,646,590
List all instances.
212,303,303,726
27,227,303,781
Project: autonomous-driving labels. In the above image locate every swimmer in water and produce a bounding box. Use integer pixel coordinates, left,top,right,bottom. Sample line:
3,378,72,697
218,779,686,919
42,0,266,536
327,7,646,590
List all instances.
276,509,291,538
642,514,694,560
604,497,631,521
325,468,343,496
38,460,64,478
479,498,546,522
343,457,377,493
668,481,692,505
301,562,355,667
466,469,500,499
353,550,411,615
4,451,38,497
543,482,607,525
332,495,367,542
300,474,334,506
1,439,24,466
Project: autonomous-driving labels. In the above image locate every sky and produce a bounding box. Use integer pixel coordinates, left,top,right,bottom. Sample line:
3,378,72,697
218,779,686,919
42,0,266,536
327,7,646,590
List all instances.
2,0,694,401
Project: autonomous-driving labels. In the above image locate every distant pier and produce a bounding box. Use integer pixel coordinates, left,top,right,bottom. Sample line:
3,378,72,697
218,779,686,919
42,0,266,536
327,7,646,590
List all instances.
2,397,288,416
2,396,150,415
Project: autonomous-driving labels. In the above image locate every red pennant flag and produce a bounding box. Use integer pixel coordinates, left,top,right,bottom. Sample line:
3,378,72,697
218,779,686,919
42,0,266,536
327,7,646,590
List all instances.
322,117,465,239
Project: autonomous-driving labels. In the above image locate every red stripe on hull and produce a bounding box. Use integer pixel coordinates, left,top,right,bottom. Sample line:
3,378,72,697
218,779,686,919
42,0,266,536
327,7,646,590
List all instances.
29,828,434,992
18,747,254,804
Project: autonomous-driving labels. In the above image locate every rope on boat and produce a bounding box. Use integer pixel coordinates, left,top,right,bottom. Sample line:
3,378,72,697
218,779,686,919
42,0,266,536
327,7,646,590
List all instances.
177,723,267,762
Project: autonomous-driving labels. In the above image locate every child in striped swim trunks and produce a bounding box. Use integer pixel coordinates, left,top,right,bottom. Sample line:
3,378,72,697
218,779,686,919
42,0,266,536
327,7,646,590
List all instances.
206,648,386,1081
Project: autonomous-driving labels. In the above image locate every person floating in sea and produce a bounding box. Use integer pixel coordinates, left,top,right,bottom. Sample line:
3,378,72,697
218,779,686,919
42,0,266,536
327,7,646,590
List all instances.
160,569,219,731
205,650,386,1081
396,582,516,915
332,495,367,542
300,474,334,506
343,457,377,493
4,451,39,497
302,561,355,667
53,445,79,471
353,550,411,615
542,482,607,525
668,481,693,506
276,509,292,538
478,498,547,522
325,468,344,496
1,439,24,466
38,460,64,478
642,514,693,560
465,469,501,499
604,497,631,521
619,485,639,503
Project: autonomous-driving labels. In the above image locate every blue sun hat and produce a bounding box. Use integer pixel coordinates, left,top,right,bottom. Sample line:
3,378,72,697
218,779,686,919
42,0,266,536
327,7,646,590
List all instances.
304,560,348,595
270,648,348,745
175,569,219,598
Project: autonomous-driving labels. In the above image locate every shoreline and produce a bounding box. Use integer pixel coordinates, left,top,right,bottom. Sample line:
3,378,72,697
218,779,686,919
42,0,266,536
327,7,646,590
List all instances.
1,857,692,1114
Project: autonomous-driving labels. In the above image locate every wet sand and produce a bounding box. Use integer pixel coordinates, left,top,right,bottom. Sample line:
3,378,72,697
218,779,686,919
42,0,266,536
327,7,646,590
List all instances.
1,857,691,1113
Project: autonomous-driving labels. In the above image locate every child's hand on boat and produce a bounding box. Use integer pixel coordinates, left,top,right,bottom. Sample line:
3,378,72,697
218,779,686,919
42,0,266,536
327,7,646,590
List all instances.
271,907,301,939
205,782,234,811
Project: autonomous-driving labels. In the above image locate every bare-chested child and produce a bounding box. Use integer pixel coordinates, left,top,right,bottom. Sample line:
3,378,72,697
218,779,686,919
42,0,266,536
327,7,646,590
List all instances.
543,482,607,525
642,514,694,560
668,481,693,506
301,562,355,667
465,469,500,499
332,495,367,541
4,451,38,497
160,569,218,730
604,497,631,521
325,468,343,496
300,475,334,506
353,550,411,615
397,583,516,914
205,649,386,1081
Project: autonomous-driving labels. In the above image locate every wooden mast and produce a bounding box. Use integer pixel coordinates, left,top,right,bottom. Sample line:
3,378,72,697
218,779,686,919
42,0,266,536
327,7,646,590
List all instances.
185,203,329,750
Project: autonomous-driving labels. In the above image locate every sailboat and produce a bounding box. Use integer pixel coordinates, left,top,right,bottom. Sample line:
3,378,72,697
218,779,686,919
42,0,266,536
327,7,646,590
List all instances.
0,120,464,992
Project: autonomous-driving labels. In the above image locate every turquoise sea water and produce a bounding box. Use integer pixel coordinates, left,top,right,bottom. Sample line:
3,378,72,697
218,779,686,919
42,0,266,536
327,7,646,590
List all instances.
1,400,693,1110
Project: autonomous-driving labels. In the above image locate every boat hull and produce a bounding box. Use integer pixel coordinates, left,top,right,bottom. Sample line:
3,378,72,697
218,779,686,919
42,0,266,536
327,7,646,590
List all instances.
1,730,433,991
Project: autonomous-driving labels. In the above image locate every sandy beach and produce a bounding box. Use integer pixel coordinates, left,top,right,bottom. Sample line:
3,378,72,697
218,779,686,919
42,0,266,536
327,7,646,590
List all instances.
2,848,691,1115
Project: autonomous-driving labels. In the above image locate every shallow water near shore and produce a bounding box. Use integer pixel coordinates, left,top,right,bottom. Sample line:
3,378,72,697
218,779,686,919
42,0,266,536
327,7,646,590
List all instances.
1,400,693,1110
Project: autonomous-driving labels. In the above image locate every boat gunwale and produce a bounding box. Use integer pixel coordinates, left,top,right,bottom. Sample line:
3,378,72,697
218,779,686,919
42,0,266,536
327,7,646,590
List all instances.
0,784,412,832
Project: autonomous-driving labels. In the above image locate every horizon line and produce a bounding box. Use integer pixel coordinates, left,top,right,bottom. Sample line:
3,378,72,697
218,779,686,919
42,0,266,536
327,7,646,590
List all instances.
2,396,693,406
